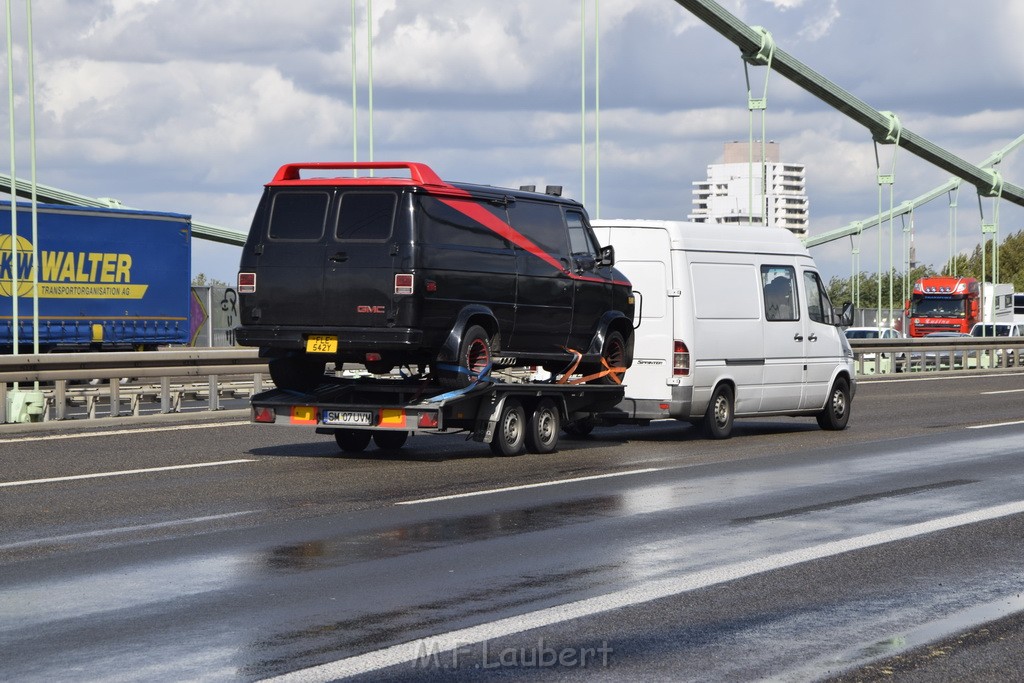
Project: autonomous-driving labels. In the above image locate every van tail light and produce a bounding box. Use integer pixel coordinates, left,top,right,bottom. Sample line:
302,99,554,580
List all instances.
238,272,256,294
395,274,414,295
673,340,690,376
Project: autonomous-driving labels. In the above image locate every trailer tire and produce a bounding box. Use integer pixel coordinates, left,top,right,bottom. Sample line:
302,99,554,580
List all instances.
702,383,734,439
270,355,326,393
438,325,492,389
490,398,526,456
816,377,851,431
562,417,595,438
334,429,371,453
525,399,560,454
373,431,409,451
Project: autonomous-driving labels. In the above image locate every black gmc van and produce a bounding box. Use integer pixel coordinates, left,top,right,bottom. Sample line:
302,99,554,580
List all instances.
235,162,634,391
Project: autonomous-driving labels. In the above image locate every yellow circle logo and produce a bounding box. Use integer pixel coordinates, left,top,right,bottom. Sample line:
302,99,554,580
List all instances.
0,233,36,297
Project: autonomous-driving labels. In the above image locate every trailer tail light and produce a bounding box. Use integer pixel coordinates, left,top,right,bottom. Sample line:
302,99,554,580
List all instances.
238,272,256,294
395,274,414,295
418,411,439,428
253,406,275,423
673,340,690,376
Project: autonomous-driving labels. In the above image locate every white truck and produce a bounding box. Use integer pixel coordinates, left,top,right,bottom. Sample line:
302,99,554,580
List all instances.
589,220,855,439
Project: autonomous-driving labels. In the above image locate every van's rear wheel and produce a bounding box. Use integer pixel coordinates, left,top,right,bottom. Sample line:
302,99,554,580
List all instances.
588,331,627,384
702,383,734,439
816,377,851,430
490,398,526,456
269,355,327,393
525,399,560,454
437,325,492,389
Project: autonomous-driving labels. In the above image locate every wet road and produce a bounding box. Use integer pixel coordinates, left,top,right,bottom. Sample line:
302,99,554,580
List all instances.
1,372,1024,681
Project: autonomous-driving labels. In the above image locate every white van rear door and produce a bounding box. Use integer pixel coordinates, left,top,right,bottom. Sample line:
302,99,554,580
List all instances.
596,225,674,402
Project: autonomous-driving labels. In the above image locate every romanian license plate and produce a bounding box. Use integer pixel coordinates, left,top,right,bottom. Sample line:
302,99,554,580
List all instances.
306,335,338,353
323,410,373,426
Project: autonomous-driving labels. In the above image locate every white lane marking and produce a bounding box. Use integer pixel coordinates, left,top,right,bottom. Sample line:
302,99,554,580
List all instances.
263,499,1024,682
0,511,259,550
981,388,1024,395
0,420,249,444
967,420,1024,429
0,459,257,488
396,468,665,505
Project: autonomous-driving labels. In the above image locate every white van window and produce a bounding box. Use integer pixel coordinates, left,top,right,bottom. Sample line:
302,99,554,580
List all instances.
803,270,834,324
761,265,798,322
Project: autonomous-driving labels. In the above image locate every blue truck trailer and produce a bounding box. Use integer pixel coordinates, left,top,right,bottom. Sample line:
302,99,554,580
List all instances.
1,201,192,353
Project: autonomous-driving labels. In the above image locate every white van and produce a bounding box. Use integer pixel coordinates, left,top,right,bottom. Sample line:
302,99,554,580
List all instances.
589,220,855,439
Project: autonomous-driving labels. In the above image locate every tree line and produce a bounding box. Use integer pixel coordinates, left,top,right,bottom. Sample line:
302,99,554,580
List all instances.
827,229,1024,305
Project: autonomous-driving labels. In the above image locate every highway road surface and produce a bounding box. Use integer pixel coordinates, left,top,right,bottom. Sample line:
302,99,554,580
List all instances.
2,372,1023,681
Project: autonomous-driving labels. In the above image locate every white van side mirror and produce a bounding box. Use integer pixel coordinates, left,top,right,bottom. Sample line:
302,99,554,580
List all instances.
837,302,854,327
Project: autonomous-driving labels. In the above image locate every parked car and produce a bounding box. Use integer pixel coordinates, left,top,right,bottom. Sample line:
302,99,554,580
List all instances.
969,322,1023,367
844,326,904,373
909,331,971,370
235,161,635,391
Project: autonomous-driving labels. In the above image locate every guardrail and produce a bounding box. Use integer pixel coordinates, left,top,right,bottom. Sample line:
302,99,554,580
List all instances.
0,348,269,424
2,339,1022,424
848,337,1024,376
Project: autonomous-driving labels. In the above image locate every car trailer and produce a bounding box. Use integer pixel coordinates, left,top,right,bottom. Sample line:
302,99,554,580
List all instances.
249,373,625,456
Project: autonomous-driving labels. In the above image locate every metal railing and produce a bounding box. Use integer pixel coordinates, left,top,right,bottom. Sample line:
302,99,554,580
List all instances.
848,337,1024,376
0,348,268,424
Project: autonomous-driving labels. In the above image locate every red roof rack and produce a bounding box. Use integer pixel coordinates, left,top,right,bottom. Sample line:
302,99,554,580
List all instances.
270,161,447,187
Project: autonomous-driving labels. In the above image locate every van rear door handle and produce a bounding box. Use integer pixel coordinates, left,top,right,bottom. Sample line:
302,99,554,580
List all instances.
330,251,349,263
808,333,818,342
793,333,804,342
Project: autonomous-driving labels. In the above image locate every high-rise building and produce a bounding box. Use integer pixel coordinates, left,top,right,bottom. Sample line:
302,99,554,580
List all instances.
689,141,809,238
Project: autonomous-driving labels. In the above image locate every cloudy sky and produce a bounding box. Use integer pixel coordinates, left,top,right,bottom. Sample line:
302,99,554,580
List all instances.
4,0,1023,285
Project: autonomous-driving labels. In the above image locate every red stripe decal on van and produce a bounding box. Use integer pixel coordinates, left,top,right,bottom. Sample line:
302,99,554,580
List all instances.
431,191,629,286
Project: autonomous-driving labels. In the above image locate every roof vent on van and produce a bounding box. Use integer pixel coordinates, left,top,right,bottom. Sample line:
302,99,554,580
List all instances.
519,185,536,192
545,186,562,196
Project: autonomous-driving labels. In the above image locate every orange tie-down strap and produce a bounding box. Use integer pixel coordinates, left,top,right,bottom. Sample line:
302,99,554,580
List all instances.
555,348,625,385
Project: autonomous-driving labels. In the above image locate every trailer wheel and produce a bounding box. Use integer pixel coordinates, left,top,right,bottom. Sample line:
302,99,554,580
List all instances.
373,431,409,451
490,398,526,456
702,383,734,439
438,325,492,389
270,355,327,393
334,429,371,453
562,417,595,438
816,377,851,431
587,331,627,384
525,399,560,454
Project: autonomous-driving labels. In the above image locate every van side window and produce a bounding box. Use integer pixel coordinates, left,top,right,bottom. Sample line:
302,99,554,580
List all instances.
566,211,599,257
268,191,329,241
336,192,396,241
761,265,799,321
803,270,834,324
417,196,510,249
508,200,569,259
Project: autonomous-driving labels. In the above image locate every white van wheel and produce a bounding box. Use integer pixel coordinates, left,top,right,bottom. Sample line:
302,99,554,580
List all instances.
816,377,851,430
702,384,734,439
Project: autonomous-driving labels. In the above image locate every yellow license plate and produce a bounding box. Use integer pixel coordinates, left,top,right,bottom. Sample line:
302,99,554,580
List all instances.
305,335,338,353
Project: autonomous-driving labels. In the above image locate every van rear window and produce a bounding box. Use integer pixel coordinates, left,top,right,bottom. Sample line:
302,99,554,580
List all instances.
336,192,397,241
268,192,330,241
